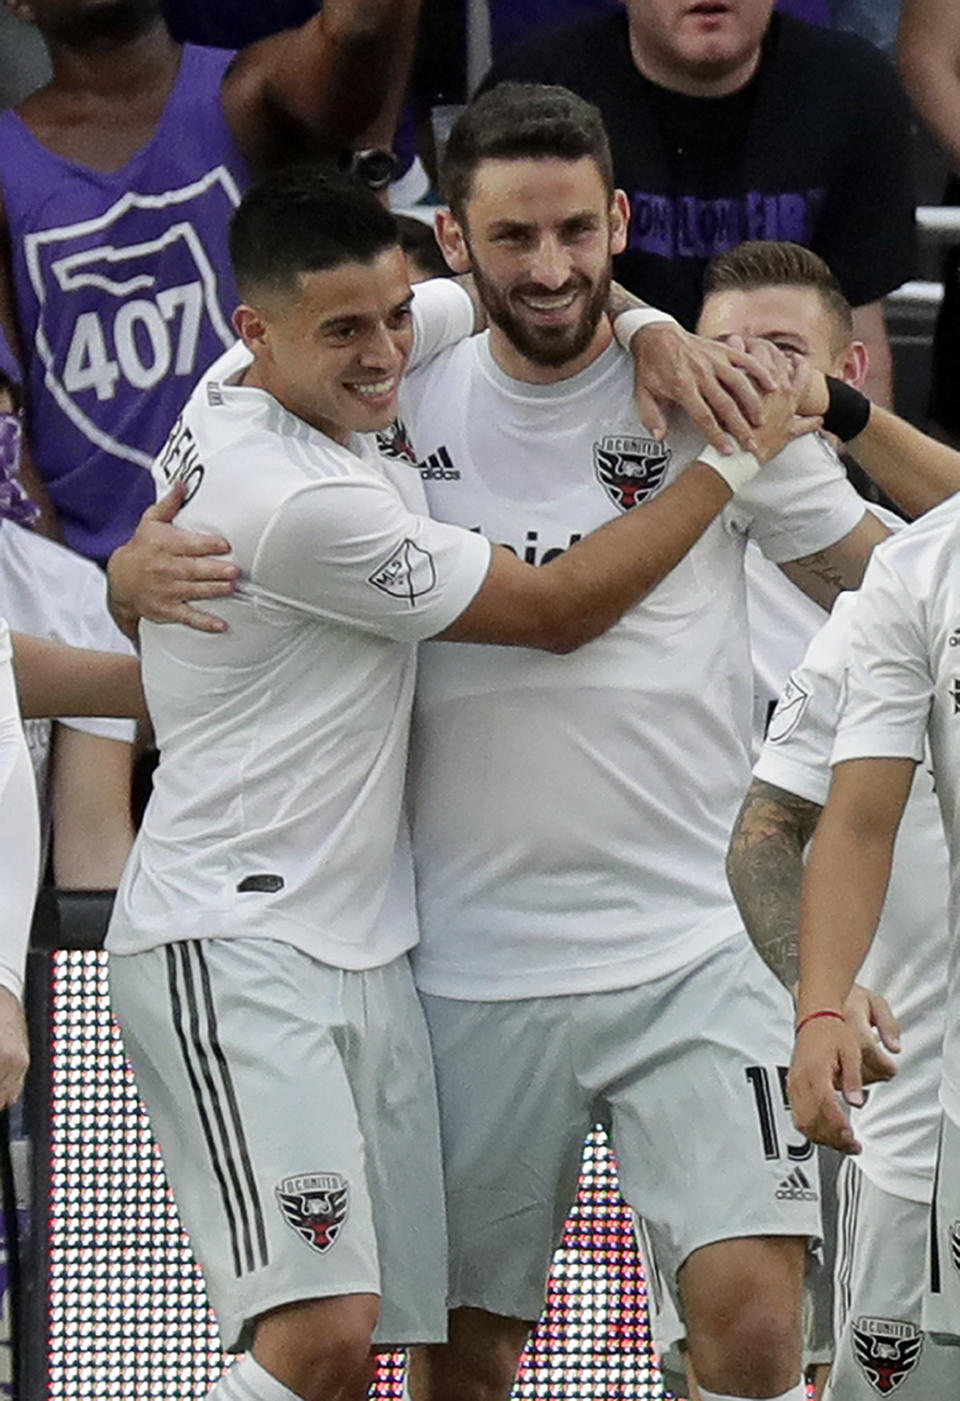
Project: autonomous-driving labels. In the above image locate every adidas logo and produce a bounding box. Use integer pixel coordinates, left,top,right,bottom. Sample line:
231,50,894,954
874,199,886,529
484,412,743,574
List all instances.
775,1168,818,1202
418,445,460,481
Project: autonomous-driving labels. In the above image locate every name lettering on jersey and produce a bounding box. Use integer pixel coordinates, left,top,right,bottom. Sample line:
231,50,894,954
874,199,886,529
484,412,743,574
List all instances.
851,1317,923,1395
369,538,437,605
275,1172,349,1254
155,413,205,504
593,435,671,512
376,419,418,465
486,527,584,567
417,444,461,481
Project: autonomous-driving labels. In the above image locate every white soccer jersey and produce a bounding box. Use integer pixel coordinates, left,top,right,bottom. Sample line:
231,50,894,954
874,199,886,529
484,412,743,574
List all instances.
0,521,136,855
401,334,866,999
107,304,490,968
745,543,828,756
833,497,960,1130
757,592,948,1203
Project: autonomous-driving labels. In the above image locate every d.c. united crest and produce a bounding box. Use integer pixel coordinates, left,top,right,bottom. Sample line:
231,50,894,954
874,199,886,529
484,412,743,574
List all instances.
276,1172,349,1254
593,435,671,511
852,1316,923,1395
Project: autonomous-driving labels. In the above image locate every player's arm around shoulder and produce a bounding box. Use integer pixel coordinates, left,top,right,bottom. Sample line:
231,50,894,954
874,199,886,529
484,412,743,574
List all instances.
437,358,810,653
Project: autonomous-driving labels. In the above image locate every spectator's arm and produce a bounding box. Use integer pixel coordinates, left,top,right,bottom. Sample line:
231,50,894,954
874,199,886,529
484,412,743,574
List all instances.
898,0,960,173
49,728,135,889
850,301,893,409
10,634,146,722
0,191,58,539
222,0,422,173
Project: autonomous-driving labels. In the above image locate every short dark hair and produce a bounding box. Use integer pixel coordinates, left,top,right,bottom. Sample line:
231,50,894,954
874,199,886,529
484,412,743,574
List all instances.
703,240,853,345
229,163,400,302
441,83,615,221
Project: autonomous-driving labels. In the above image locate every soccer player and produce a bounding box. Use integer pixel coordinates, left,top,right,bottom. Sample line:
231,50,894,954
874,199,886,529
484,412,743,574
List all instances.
786,499,960,1349
104,161,809,1401
112,82,960,1401
735,590,955,1399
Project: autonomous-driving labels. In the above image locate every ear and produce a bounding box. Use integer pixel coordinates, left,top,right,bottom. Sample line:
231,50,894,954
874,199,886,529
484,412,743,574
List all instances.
232,304,270,355
434,208,471,275
837,339,868,391
610,188,630,257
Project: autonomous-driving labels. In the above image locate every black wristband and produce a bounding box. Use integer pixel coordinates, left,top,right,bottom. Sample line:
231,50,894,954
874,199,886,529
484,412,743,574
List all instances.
822,376,871,442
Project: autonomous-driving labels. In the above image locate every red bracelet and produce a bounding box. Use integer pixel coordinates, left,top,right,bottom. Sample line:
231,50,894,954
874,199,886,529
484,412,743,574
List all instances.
795,1008,845,1036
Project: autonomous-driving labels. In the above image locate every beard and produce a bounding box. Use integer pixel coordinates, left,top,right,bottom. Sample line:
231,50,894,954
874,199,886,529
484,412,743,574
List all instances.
469,257,612,369
38,0,164,48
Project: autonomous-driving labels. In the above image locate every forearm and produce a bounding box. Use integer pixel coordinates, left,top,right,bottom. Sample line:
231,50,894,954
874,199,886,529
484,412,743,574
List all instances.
455,459,734,652
898,0,960,173
11,634,146,721
849,404,960,517
796,813,895,1018
345,0,422,150
726,781,821,988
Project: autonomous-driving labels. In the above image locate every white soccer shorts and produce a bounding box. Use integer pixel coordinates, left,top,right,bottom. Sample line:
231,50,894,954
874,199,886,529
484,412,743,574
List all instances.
827,1155,959,1397
421,932,821,1322
923,1112,960,1351
110,938,447,1352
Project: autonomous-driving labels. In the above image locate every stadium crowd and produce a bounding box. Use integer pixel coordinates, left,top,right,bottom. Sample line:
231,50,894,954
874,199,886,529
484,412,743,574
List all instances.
2,2,960,1399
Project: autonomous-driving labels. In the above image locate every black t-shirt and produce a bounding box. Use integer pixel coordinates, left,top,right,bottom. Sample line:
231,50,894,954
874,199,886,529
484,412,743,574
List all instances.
485,13,916,326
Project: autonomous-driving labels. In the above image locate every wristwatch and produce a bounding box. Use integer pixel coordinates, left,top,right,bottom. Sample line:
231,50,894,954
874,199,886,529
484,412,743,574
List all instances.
349,149,400,192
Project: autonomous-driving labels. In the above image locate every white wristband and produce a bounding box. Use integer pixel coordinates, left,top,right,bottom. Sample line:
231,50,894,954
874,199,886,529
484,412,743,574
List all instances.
612,307,680,349
698,443,761,494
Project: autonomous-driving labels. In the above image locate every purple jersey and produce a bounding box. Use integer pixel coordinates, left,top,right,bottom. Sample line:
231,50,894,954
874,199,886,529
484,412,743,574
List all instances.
0,45,250,559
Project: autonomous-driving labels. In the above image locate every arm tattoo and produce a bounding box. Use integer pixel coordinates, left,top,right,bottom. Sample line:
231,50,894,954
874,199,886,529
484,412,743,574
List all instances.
790,550,846,590
726,778,822,989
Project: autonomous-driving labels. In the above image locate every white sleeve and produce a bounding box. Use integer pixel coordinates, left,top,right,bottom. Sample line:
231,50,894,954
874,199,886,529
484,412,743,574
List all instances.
252,476,492,642
753,598,856,806
0,628,39,1001
408,279,476,370
726,433,867,564
832,547,932,766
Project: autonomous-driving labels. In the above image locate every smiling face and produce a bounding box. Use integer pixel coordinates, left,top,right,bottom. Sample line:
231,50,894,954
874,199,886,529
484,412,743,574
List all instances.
233,246,414,445
625,0,774,95
437,156,629,383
